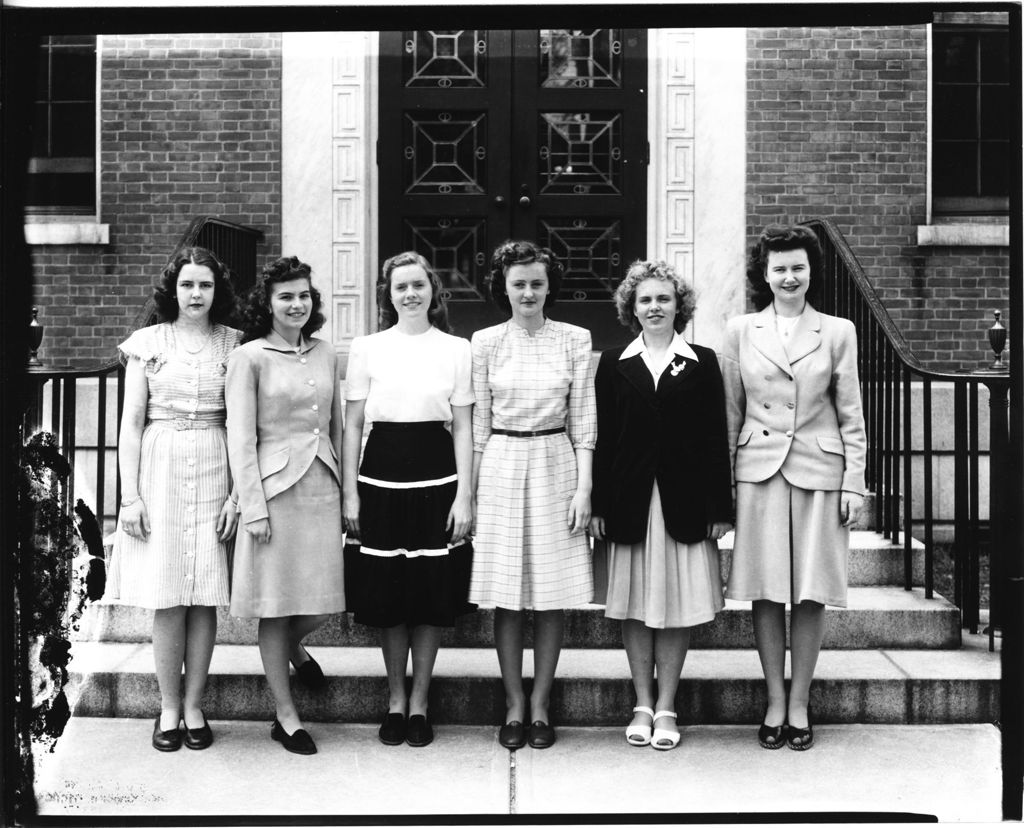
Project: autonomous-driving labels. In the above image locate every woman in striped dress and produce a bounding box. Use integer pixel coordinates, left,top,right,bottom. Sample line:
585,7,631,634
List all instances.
111,246,240,752
469,240,596,751
342,252,475,749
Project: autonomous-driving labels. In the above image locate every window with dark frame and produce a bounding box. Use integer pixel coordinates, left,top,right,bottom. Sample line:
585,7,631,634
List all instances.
932,26,1010,217
27,35,97,215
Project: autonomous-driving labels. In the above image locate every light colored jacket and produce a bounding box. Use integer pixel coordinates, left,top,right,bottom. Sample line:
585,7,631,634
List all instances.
226,332,343,524
720,304,867,494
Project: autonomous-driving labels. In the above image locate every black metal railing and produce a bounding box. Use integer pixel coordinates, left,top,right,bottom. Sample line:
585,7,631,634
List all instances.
805,218,1012,649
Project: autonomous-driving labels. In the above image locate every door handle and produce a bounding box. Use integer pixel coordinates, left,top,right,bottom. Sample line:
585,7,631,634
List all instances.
494,195,506,207
518,195,532,208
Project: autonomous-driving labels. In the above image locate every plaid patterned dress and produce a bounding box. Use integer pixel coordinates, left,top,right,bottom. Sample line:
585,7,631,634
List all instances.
469,320,596,610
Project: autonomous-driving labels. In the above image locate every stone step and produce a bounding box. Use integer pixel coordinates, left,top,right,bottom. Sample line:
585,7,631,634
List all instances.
76,586,961,650
67,632,997,725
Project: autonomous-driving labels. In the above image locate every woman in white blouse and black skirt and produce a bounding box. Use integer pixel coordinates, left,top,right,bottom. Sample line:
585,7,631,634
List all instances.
342,251,475,749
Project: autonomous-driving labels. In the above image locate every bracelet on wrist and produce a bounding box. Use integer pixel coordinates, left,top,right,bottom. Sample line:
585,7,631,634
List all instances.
120,496,141,508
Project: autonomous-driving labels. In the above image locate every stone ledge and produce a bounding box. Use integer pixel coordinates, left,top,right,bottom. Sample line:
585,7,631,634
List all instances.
916,223,1009,247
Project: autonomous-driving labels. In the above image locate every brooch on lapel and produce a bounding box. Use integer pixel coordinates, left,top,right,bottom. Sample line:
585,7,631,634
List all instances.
669,359,687,376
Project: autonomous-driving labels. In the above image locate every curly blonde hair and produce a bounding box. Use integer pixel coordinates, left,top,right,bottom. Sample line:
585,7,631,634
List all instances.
613,260,696,334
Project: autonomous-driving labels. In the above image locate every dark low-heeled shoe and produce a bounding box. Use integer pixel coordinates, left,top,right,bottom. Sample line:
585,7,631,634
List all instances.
758,721,786,750
378,712,406,746
498,721,527,751
183,715,214,750
152,717,182,752
291,647,326,691
271,719,317,755
528,720,556,749
405,714,433,747
787,709,814,751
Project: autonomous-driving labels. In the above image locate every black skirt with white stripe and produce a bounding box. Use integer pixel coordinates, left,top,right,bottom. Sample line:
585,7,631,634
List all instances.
345,421,475,627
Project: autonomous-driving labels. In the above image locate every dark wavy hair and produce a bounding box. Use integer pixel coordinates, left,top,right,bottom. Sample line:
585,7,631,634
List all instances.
240,256,325,344
377,251,450,332
746,224,823,311
488,240,564,314
614,260,697,335
153,246,238,325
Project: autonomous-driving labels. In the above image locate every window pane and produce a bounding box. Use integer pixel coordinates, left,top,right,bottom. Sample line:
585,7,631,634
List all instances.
933,86,977,139
31,103,50,156
51,49,95,101
980,32,1009,82
35,48,49,99
932,142,977,197
25,172,94,211
980,142,1010,196
50,103,94,156
981,87,1010,138
934,32,977,82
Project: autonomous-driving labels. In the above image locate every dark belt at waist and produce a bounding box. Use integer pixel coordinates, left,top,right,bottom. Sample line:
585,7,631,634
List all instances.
491,426,566,438
371,420,446,432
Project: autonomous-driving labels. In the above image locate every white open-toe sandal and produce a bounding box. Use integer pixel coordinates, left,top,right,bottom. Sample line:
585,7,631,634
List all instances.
651,710,680,751
625,705,654,746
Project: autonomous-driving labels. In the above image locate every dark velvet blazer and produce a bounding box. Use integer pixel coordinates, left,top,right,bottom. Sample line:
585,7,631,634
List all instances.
592,339,733,545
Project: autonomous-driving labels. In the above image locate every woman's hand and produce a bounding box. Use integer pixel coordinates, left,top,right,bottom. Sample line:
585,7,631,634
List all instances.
246,517,271,544
342,493,361,540
589,515,605,540
447,493,474,544
707,521,732,541
567,491,591,535
216,497,238,542
840,492,864,527
120,499,150,540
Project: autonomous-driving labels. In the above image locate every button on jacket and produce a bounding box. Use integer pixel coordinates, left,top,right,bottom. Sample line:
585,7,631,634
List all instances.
720,304,867,495
226,332,343,525
592,338,733,545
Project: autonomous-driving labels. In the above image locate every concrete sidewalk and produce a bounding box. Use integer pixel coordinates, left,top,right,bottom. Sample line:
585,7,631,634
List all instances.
31,717,1002,821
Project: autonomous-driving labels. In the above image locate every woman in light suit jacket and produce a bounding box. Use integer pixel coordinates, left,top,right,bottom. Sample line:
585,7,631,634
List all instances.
721,224,866,751
227,256,345,755
591,260,733,751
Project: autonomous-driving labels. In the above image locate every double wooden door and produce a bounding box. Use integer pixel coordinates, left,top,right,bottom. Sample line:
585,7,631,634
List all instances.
378,29,647,348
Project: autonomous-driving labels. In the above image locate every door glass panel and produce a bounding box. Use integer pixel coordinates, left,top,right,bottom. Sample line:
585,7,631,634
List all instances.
404,217,488,301
539,112,622,195
403,30,488,87
540,218,621,301
404,111,487,194
539,29,622,88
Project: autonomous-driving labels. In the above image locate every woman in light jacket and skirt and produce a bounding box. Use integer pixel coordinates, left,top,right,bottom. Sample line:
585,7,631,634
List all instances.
721,224,866,751
227,256,345,755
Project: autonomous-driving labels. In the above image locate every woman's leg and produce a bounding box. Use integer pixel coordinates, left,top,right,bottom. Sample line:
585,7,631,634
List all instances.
530,609,564,723
494,608,526,723
621,619,655,728
651,627,690,744
152,606,187,731
788,600,826,732
288,613,330,665
380,624,411,715
409,624,442,717
181,605,217,729
258,616,302,733
752,600,788,727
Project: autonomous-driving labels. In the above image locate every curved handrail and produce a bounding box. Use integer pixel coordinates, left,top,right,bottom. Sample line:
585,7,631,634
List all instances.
803,218,1008,386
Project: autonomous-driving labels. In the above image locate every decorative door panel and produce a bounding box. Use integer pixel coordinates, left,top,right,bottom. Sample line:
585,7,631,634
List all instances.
379,29,646,347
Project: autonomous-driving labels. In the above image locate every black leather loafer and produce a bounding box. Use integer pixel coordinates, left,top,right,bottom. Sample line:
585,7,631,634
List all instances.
498,721,527,751
152,716,182,752
405,714,433,747
291,648,326,691
378,712,406,746
183,715,214,750
528,720,556,749
270,719,317,755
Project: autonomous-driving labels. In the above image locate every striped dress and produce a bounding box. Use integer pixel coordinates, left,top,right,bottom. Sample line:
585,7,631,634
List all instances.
469,319,596,610
107,323,240,609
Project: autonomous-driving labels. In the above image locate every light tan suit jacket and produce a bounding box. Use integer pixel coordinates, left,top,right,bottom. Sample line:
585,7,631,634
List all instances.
720,304,866,494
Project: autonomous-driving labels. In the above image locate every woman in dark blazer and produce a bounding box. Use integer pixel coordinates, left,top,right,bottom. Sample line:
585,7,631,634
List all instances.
721,224,866,751
591,260,733,751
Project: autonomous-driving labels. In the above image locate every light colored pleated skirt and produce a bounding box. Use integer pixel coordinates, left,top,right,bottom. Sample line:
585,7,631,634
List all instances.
725,471,849,608
594,481,724,629
230,458,345,618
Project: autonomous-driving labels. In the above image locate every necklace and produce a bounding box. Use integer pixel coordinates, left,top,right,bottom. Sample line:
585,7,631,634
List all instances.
174,323,213,354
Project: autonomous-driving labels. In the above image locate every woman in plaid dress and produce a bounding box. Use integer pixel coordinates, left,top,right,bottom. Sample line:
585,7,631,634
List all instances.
469,240,596,751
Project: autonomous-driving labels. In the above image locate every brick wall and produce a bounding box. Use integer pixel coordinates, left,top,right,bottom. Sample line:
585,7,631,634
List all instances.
31,33,282,367
746,26,1010,371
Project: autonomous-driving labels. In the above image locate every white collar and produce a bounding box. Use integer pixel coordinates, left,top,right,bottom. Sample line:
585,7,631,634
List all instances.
620,331,699,362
